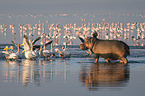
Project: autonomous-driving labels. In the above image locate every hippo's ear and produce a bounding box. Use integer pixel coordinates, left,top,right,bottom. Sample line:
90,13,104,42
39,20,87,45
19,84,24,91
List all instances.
78,37,85,43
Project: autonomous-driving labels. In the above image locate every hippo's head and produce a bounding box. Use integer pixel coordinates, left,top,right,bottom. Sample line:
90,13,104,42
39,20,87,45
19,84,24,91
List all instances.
80,43,88,50
79,37,94,50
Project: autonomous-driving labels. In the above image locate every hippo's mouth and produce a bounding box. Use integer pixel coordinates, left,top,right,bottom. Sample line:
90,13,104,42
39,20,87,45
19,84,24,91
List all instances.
80,43,88,50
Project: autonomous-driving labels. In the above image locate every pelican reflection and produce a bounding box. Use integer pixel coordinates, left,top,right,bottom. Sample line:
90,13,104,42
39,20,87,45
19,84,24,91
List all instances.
1,59,71,87
2,61,20,83
22,60,33,86
79,63,130,91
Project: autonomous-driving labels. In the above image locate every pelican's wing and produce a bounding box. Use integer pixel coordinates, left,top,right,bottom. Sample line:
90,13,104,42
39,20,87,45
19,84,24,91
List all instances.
32,42,52,50
23,35,31,50
78,37,85,43
1,51,10,54
8,53,18,59
32,36,41,45
44,40,53,47
33,45,41,50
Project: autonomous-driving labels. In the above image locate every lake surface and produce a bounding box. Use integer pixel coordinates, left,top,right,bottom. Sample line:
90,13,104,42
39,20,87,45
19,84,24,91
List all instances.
0,10,145,96
0,45,145,96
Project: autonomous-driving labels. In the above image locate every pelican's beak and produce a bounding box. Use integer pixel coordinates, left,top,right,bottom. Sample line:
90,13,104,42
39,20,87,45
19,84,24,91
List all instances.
21,50,25,53
40,46,42,50
20,44,24,46
43,46,45,50
8,47,13,50
3,47,8,50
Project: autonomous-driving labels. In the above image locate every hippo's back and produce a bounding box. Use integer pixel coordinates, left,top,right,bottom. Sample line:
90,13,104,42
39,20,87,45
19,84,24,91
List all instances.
92,40,130,59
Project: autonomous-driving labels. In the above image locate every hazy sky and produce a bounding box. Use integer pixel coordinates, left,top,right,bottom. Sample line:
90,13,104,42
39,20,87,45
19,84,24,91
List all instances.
0,0,145,12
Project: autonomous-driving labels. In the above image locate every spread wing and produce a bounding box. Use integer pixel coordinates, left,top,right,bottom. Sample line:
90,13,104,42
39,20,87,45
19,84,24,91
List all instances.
33,45,41,50
32,36,41,45
23,35,31,50
33,40,53,50
44,40,53,47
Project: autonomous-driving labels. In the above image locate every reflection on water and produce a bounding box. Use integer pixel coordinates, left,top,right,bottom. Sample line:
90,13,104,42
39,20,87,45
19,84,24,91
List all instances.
79,63,130,91
2,61,20,83
22,60,37,86
1,59,130,91
1,59,68,87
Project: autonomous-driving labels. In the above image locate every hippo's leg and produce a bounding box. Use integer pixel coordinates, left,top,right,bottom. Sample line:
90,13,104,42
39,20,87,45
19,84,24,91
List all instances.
120,57,128,64
94,54,99,63
105,59,110,63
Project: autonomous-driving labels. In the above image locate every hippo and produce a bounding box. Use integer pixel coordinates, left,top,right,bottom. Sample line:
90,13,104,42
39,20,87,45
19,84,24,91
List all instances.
79,34,130,64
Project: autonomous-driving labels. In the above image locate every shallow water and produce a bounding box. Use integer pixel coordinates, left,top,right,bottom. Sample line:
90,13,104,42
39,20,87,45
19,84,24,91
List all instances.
0,46,145,96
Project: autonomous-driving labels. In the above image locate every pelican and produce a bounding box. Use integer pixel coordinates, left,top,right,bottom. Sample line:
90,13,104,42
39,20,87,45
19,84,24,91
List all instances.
21,35,38,60
61,46,71,59
55,44,70,59
7,44,21,60
2,45,21,61
1,46,11,59
39,46,51,60
38,39,53,60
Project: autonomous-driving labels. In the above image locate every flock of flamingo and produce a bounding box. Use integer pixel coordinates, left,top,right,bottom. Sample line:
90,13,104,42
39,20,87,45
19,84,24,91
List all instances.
0,21,145,45
0,21,145,61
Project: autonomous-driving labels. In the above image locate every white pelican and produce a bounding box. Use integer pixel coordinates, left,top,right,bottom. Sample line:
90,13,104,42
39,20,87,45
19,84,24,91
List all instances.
22,35,38,60
39,41,54,60
39,46,51,60
60,47,70,59
2,45,21,61
1,46,11,59
55,45,70,59
7,44,21,60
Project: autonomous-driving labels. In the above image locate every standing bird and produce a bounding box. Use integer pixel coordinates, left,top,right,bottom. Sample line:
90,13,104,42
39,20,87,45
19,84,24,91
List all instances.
38,40,53,60
55,46,70,59
39,46,51,60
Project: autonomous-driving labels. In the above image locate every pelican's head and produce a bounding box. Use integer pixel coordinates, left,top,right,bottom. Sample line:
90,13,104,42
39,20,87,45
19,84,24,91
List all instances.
21,50,25,53
3,46,9,51
16,44,20,47
62,47,65,50
43,46,45,50
63,42,66,45
39,46,43,50
55,48,59,53
20,43,24,46
9,46,14,50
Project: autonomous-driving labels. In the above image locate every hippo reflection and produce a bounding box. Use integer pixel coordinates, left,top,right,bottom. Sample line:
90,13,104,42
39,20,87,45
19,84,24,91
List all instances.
79,63,130,91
